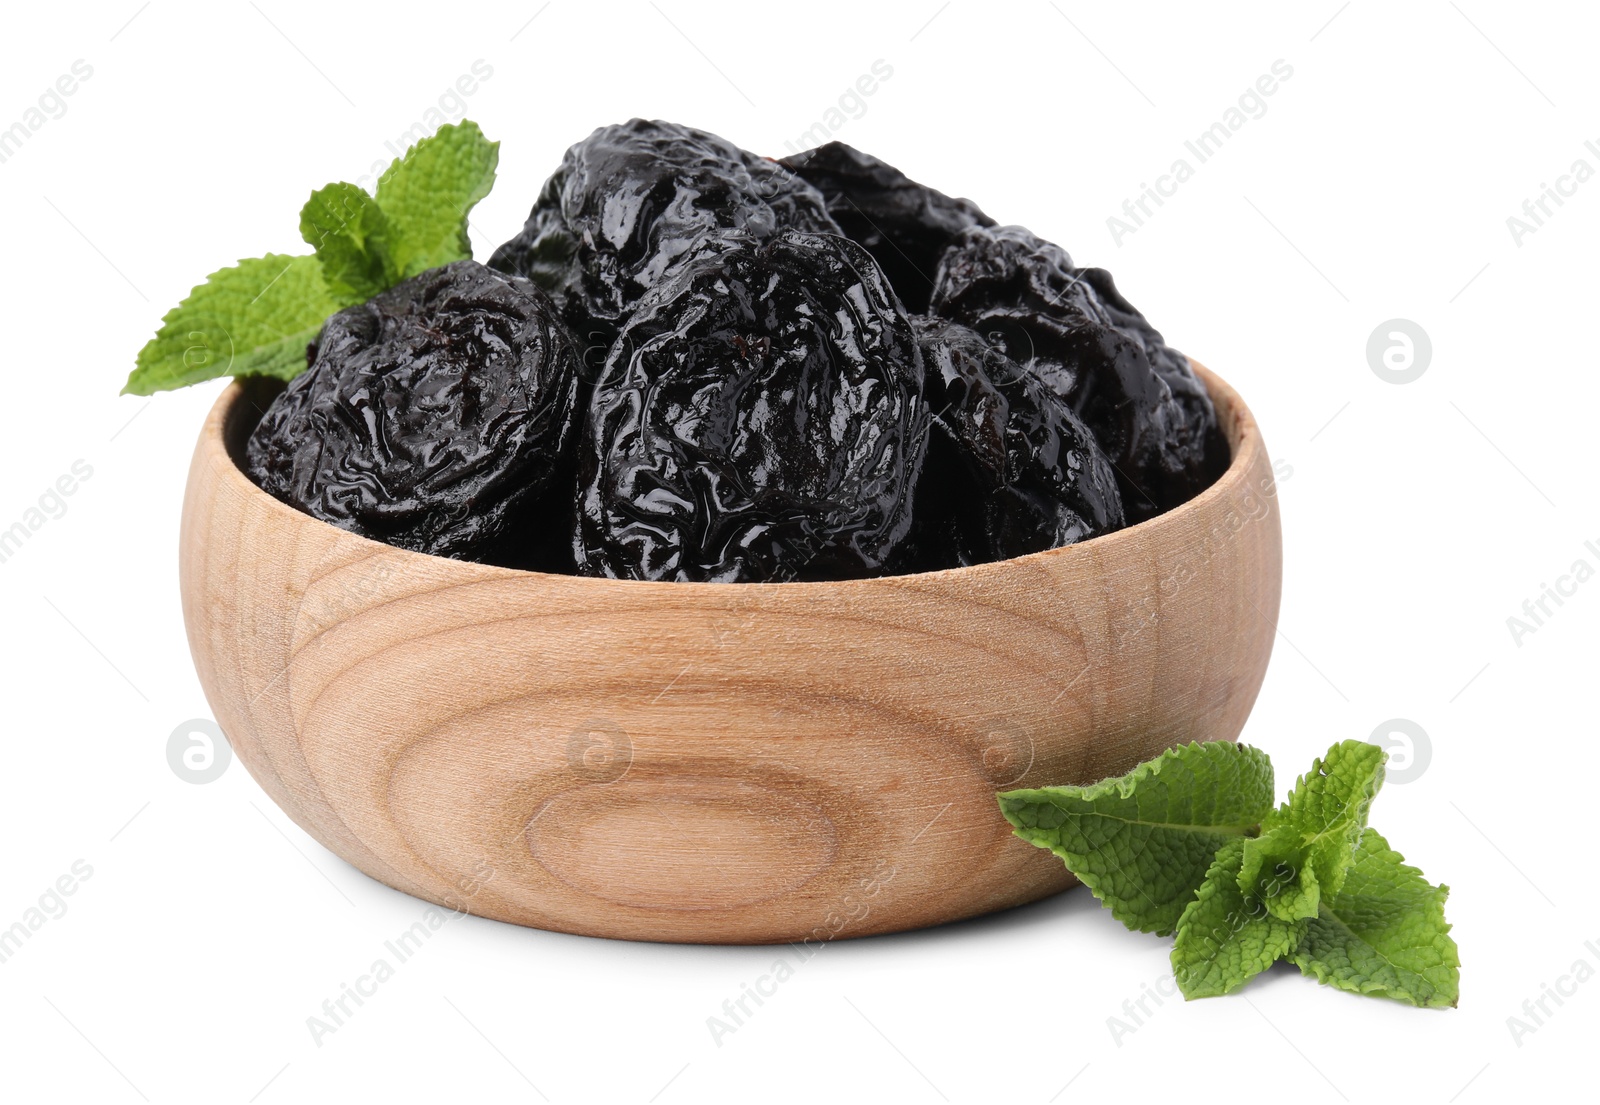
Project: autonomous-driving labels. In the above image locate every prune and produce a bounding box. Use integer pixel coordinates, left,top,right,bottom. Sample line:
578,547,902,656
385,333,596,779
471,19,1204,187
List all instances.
489,119,840,353
576,230,928,582
930,225,1227,523
902,316,1125,569
779,141,994,314
245,260,581,566
485,169,582,323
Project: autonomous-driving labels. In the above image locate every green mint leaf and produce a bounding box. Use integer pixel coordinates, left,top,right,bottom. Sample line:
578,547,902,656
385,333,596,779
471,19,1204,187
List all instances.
1289,828,1460,1008
300,182,398,304
998,741,1275,935
1240,740,1387,923
1239,845,1323,922
1171,838,1305,999
374,119,498,278
124,254,340,395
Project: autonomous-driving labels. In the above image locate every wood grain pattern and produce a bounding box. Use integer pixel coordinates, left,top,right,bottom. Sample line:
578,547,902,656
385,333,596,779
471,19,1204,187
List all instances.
179,363,1282,944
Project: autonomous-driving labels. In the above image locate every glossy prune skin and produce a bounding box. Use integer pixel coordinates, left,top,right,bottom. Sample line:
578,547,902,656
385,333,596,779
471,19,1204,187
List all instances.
779,141,994,314
577,230,928,583
930,225,1227,523
903,316,1125,569
246,260,581,566
489,119,840,352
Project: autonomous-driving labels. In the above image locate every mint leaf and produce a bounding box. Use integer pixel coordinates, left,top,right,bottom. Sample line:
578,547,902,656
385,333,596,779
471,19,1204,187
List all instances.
1290,828,1460,1008
127,119,500,396
124,254,340,395
998,741,1274,935
1171,838,1305,998
1240,844,1323,922
1240,740,1386,923
998,736,1458,1008
300,182,398,304
375,119,498,278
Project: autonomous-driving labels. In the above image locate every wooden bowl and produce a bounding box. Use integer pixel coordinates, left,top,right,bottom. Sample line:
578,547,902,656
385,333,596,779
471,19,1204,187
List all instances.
179,363,1281,944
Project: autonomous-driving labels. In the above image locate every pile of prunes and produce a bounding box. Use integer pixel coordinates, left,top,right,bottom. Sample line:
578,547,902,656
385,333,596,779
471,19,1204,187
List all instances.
246,120,1228,582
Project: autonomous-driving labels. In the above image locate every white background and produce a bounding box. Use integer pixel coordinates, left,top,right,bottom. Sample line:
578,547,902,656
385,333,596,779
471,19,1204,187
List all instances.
1,1,1594,1101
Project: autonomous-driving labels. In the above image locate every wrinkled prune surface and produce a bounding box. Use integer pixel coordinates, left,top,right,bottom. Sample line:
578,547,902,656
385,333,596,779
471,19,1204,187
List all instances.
779,141,994,314
902,316,1125,569
577,230,927,582
930,225,1226,523
489,119,840,351
246,260,581,566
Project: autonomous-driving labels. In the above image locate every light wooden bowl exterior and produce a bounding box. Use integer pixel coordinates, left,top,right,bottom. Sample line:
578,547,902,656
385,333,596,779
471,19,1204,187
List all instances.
179,363,1281,944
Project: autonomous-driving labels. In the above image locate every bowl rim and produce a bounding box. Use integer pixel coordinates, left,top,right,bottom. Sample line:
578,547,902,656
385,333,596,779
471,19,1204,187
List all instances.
197,359,1265,593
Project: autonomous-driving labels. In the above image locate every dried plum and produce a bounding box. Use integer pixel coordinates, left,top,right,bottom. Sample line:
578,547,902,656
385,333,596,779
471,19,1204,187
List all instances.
779,141,994,314
240,123,1230,579
489,119,840,353
577,230,927,582
903,316,1125,569
930,224,1226,523
245,260,581,566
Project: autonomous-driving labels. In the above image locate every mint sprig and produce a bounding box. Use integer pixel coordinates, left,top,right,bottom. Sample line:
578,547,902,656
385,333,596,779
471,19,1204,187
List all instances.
124,120,498,396
1240,739,1386,923
998,741,1274,935
125,255,342,392
1171,838,1304,998
1289,828,1460,1008
999,739,1459,1007
374,119,500,279
299,182,398,303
